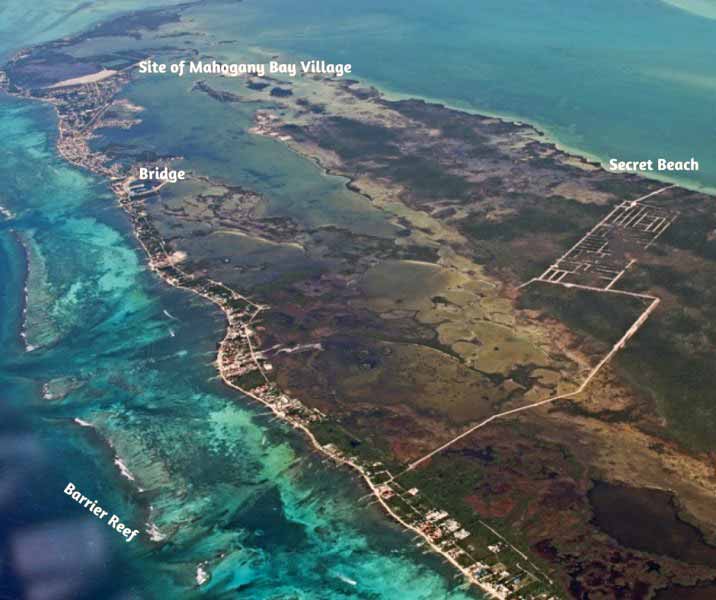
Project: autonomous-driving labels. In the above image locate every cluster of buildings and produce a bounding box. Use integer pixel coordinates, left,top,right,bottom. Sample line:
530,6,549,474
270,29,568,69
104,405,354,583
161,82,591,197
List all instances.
218,305,327,427
419,509,471,542
0,58,129,180
202,301,563,600
372,479,558,600
313,447,554,599
27,74,129,179
470,555,556,600
260,388,327,424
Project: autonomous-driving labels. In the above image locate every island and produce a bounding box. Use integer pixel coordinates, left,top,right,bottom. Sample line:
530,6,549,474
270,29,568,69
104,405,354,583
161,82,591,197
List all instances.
4,4,716,598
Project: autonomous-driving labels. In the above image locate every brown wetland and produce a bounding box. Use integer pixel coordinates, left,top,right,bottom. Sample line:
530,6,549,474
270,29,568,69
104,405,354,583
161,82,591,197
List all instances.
589,481,716,567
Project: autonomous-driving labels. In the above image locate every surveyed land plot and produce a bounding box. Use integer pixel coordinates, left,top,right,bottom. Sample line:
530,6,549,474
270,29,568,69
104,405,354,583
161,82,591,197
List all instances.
538,187,678,290
401,188,675,473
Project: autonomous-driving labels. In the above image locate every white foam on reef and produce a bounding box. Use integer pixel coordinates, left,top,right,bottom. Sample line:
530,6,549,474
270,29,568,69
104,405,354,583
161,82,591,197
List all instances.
0,205,14,220
196,565,209,585
114,457,136,481
20,284,33,352
146,521,166,542
74,421,149,488
114,456,145,492
18,258,37,353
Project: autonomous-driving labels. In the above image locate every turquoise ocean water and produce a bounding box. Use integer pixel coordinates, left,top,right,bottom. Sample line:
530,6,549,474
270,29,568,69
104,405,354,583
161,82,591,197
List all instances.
2,0,715,598
0,2,478,599
225,0,716,192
